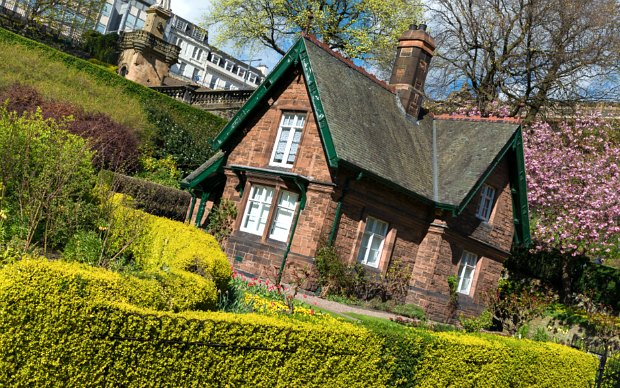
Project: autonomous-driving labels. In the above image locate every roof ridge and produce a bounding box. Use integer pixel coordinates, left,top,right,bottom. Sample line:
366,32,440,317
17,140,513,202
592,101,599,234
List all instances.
302,33,394,93
433,113,521,124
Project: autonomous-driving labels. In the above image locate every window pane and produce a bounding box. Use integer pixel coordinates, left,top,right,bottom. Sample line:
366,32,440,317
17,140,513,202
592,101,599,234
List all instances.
457,251,478,294
287,129,302,164
269,191,298,242
357,233,371,262
270,113,306,167
240,185,274,236
357,217,388,268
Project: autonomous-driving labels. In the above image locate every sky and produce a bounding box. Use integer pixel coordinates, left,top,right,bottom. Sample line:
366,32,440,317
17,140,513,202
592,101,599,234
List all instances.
170,0,282,71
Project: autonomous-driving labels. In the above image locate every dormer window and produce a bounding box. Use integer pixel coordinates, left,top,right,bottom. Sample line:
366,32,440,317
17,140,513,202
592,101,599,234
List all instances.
475,184,496,221
270,113,305,168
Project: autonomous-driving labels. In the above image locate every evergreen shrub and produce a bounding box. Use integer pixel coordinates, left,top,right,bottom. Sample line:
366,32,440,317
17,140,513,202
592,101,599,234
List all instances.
109,201,231,292
103,171,190,220
0,257,598,386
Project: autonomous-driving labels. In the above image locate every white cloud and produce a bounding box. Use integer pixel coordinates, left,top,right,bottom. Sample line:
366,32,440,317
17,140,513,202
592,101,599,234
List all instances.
171,0,208,24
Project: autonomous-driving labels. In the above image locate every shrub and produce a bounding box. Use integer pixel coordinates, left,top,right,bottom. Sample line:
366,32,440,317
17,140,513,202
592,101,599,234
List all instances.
101,171,191,221
0,258,598,386
206,199,238,247
459,310,493,333
413,331,597,387
63,230,103,266
108,201,231,292
0,106,97,253
1,84,141,172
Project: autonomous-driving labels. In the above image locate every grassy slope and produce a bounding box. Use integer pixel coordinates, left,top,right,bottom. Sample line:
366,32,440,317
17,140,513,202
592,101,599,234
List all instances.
0,27,226,144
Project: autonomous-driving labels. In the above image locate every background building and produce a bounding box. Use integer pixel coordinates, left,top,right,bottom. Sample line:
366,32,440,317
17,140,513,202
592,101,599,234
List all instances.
1,0,267,90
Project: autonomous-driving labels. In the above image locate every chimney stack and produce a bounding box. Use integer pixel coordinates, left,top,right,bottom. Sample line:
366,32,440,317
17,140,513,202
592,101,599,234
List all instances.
389,24,436,119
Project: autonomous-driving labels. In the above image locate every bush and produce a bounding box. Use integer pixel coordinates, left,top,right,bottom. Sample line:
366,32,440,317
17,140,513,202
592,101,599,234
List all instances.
108,201,231,291
0,106,97,253
459,310,493,333
102,171,190,221
413,331,597,387
63,230,103,266
1,83,141,172
0,259,388,385
0,258,598,386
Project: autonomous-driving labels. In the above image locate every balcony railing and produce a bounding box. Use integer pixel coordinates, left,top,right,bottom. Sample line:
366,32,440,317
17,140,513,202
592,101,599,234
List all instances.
152,85,253,108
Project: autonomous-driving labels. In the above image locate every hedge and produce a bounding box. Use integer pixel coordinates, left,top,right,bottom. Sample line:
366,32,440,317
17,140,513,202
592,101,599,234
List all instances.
103,170,191,221
110,200,231,291
0,260,388,386
0,259,598,386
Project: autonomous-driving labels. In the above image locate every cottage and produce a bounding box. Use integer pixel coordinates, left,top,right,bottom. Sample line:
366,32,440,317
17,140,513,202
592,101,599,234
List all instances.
181,25,530,320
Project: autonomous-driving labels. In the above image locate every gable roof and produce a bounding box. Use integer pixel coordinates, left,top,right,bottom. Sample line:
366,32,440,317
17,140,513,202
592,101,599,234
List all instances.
185,36,530,245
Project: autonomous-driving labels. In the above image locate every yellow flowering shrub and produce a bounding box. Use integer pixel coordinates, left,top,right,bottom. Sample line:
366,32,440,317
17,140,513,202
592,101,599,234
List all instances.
109,199,232,293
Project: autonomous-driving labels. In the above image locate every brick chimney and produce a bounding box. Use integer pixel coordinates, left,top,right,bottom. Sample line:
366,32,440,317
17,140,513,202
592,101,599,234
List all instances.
390,24,436,119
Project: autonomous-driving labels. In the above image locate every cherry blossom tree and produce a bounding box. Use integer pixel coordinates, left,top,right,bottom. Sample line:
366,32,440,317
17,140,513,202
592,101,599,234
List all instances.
523,113,620,263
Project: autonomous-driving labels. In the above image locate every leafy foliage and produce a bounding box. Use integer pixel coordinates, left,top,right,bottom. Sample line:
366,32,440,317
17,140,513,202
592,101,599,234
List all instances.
206,199,238,248
206,0,424,73
524,113,620,261
1,83,141,172
485,279,556,335
108,198,232,292
0,106,97,253
81,30,120,65
0,257,599,386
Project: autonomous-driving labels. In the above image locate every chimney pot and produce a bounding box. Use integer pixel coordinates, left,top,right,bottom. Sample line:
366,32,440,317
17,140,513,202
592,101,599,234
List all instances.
418,24,427,31
409,24,418,30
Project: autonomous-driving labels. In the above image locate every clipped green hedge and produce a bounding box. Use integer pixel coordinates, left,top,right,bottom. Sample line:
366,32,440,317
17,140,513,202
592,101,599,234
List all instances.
1,258,216,313
110,201,231,291
103,170,191,221
0,257,598,386
413,331,597,387
0,260,388,386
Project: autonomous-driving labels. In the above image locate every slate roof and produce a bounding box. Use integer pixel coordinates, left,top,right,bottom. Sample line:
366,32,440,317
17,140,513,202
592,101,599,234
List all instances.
303,37,520,207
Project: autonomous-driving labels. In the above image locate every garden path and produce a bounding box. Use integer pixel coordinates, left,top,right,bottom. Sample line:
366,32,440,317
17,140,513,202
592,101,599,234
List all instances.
295,292,402,321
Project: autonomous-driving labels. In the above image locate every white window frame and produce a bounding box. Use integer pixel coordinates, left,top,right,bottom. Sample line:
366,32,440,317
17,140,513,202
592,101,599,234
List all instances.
240,185,274,236
475,184,496,221
357,217,389,268
268,190,299,242
269,113,306,168
457,251,478,295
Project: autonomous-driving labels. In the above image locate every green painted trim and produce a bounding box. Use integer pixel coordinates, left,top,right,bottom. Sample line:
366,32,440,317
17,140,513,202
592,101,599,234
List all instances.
228,165,311,186
194,191,210,227
187,193,197,223
455,128,521,216
509,129,531,246
299,42,339,168
181,153,226,189
276,178,308,285
328,201,342,245
211,39,306,150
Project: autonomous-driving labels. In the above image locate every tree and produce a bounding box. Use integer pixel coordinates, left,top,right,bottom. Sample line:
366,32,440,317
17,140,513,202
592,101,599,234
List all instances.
18,0,104,41
523,113,620,264
205,0,424,73
428,0,620,120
